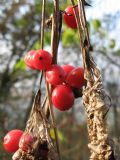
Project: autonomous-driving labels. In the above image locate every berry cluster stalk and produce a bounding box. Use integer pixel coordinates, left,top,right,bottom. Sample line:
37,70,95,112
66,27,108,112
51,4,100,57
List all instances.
40,0,61,159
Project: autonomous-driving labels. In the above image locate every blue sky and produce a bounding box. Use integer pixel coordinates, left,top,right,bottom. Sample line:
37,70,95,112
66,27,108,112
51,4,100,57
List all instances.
87,0,120,18
86,0,120,48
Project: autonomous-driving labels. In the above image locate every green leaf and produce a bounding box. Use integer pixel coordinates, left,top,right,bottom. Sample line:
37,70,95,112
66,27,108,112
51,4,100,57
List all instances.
32,40,40,50
15,18,28,28
44,31,51,45
14,59,26,70
109,39,116,48
92,19,101,31
35,2,53,14
50,129,66,143
115,49,120,56
62,28,79,47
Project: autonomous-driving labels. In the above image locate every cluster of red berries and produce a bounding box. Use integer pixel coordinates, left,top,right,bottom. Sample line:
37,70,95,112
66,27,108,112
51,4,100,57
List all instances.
3,130,43,154
24,49,84,111
3,5,82,154
48,65,84,111
4,129,49,158
23,5,81,111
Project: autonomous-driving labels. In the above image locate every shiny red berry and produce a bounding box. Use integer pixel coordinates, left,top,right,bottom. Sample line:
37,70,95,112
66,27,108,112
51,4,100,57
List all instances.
3,129,23,153
19,133,35,152
24,50,36,69
66,67,84,88
62,64,75,76
33,49,52,70
46,65,66,86
63,6,78,29
52,84,74,111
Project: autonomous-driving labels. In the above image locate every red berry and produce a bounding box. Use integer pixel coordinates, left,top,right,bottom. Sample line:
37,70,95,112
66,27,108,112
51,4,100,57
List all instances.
63,6,78,29
62,64,75,76
19,133,35,152
24,50,36,69
46,65,66,86
3,129,23,153
52,84,74,111
66,67,84,88
33,49,52,70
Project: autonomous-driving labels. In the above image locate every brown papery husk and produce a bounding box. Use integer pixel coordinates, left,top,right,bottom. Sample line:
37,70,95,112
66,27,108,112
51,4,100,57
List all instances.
83,59,112,159
12,90,58,160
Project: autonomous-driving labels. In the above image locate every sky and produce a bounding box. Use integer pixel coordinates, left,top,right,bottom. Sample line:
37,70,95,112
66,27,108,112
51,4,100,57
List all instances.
87,0,120,18
86,0,120,48
17,0,120,18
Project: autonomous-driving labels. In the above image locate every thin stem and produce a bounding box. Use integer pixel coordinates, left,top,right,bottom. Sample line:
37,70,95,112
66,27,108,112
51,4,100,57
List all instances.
44,73,61,160
42,94,47,108
41,0,46,49
40,0,61,158
71,0,87,76
78,0,91,48
71,0,94,85
71,0,84,56
45,0,61,158
39,0,46,87
51,0,60,64
40,71,43,87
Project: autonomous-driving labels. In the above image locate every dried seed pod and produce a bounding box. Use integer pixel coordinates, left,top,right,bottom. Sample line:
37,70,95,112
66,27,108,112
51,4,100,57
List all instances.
12,90,59,160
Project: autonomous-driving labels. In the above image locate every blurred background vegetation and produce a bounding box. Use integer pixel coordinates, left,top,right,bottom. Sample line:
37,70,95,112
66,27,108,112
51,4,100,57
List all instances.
0,0,120,159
